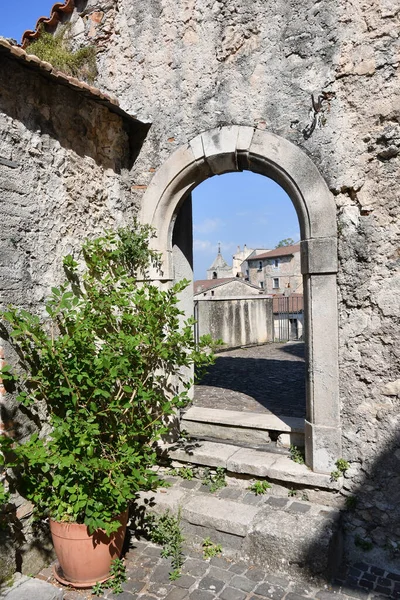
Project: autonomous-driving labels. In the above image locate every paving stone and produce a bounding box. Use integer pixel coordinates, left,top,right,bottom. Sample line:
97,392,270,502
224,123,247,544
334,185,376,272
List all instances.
387,572,400,582
165,588,191,600
266,496,288,509
124,566,149,581
374,586,393,596
242,493,264,506
189,591,216,600
358,579,374,590
183,558,209,577
347,568,362,579
107,592,137,599
315,591,348,600
174,574,197,588
371,567,386,577
122,579,147,593
285,594,311,600
360,572,376,583
264,574,290,588
143,545,163,557
210,556,232,569
228,562,248,574
219,488,243,500
229,575,256,593
376,577,392,588
198,576,225,593
208,566,234,583
180,480,200,489
2,578,64,600
152,564,174,583
254,582,286,599
342,585,370,599
353,563,370,572
146,582,173,596
219,587,247,600
287,502,311,514
245,567,266,582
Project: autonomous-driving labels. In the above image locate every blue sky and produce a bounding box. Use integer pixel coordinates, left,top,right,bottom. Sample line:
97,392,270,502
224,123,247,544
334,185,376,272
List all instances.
0,1,56,42
1,3,300,281
192,172,299,280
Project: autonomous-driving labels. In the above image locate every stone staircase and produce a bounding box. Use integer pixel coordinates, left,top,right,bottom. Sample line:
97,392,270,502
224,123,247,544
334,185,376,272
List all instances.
140,456,344,582
181,407,305,449
149,437,344,581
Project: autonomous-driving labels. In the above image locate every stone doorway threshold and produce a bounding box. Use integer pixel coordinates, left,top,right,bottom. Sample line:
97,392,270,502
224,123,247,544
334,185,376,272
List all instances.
181,406,304,448
188,342,306,450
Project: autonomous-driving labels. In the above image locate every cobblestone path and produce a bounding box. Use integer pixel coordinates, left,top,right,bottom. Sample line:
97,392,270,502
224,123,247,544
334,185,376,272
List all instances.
37,539,400,600
194,342,306,418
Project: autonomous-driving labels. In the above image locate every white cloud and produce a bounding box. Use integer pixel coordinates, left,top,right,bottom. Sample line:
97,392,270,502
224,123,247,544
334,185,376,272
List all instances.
193,239,214,253
193,218,222,234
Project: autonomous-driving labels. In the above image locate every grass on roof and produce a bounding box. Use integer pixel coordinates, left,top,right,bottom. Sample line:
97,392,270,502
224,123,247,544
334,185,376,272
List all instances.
27,25,97,84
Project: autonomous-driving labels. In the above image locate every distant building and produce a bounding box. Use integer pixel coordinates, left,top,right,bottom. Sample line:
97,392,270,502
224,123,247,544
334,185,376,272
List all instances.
232,245,254,277
206,244,233,280
194,277,261,298
247,243,302,294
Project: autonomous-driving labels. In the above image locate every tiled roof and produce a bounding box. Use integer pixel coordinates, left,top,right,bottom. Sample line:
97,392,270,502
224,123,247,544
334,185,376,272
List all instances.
248,243,300,261
0,38,141,126
21,0,75,49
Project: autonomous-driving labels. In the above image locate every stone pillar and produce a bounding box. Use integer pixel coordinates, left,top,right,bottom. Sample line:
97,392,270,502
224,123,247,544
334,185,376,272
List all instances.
301,239,341,473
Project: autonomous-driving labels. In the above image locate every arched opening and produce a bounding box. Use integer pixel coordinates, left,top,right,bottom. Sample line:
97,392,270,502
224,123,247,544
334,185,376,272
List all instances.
189,170,306,448
141,126,340,474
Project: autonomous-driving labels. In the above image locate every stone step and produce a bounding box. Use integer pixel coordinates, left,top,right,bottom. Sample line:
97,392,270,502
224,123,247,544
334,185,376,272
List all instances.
181,407,305,447
139,476,343,580
165,439,341,491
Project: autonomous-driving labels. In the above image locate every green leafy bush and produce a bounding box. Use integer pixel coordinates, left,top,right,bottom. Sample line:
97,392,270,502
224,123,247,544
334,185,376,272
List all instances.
0,223,215,535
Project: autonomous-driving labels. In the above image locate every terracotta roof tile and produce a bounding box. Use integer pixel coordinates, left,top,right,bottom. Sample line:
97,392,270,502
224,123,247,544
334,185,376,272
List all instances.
249,243,300,261
21,0,75,49
0,37,142,127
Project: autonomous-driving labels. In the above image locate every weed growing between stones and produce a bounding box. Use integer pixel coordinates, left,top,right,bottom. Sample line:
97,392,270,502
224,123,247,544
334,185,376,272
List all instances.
202,537,222,559
247,480,271,495
354,534,373,552
167,466,195,480
149,509,184,580
289,445,305,464
288,488,297,497
92,558,127,596
330,458,350,481
345,495,358,510
202,467,227,492
27,25,97,83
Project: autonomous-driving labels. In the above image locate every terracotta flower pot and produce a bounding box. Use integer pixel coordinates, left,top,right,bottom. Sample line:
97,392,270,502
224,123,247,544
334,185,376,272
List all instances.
50,510,128,588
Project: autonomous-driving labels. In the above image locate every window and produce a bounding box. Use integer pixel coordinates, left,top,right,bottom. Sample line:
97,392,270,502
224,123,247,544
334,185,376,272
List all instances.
274,259,279,268
211,290,215,296
257,260,263,271
212,271,217,279
273,278,279,289
259,281,264,289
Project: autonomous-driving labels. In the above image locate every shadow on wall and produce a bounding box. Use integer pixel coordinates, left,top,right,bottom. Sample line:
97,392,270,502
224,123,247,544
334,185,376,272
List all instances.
0,52,149,172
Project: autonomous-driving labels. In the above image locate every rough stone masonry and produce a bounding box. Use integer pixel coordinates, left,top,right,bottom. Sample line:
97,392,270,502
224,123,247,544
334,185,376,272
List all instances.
0,0,399,581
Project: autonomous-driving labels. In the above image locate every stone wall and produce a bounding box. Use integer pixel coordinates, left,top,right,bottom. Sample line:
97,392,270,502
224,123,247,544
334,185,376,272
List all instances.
22,0,400,571
0,51,138,582
195,279,261,298
196,297,274,349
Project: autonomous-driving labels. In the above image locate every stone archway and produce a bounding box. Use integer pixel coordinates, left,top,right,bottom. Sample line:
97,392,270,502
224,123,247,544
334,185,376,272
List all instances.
141,126,340,474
